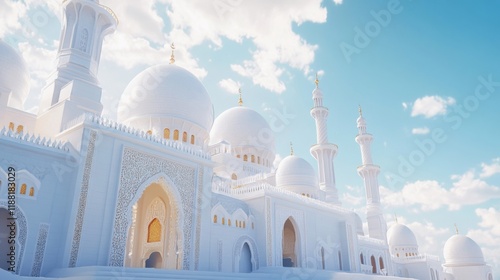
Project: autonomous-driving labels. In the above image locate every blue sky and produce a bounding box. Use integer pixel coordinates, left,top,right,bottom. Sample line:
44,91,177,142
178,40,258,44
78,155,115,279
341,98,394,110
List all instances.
1,0,499,276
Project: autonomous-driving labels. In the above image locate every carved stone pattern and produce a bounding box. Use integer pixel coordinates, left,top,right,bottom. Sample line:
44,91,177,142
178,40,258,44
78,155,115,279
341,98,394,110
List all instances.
31,223,49,276
146,198,166,222
265,197,272,266
232,235,259,272
194,169,204,270
347,224,355,270
0,201,27,274
109,148,196,268
218,240,223,272
69,130,97,267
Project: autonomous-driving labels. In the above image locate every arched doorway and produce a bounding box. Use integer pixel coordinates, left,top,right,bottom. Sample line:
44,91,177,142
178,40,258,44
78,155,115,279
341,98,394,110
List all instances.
145,252,162,268
371,255,376,274
282,218,299,267
320,247,325,270
125,181,180,269
0,208,11,271
239,243,252,273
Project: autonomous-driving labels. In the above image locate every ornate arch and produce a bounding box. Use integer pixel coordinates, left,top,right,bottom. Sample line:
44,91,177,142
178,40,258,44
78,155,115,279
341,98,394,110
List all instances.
109,148,197,268
0,202,27,274
123,172,184,268
232,235,259,272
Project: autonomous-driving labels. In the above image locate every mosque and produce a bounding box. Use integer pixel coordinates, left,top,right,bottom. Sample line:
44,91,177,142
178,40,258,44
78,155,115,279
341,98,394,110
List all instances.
0,0,494,279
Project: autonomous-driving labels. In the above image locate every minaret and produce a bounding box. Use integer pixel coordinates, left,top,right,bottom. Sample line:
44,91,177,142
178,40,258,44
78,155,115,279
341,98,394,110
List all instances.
37,0,117,135
355,107,387,240
309,75,339,204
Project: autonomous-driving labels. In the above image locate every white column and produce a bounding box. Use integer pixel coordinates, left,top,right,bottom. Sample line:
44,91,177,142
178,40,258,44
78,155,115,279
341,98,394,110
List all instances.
355,110,387,241
309,78,339,204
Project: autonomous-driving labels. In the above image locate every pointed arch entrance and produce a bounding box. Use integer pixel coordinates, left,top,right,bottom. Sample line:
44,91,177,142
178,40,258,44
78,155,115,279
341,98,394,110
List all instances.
125,177,182,269
239,243,252,273
282,217,300,267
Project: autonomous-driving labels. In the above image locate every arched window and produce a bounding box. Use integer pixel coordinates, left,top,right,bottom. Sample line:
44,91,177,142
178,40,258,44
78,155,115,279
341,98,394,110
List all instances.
360,253,364,264
228,219,231,226
379,257,384,271
222,217,225,225
371,255,376,274
190,135,195,145
231,173,237,180
182,132,187,142
147,218,161,243
430,268,435,280
338,251,343,271
16,125,23,134
321,247,325,269
173,130,179,141
29,187,34,197
243,155,248,161
8,122,14,131
164,128,170,139
243,221,246,228
258,156,261,164
251,155,255,163
488,274,493,280
146,130,152,135
20,184,26,195
213,215,217,223
252,222,254,229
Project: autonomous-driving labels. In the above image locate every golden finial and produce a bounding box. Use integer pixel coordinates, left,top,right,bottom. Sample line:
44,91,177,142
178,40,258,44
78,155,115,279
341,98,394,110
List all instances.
454,223,459,235
238,88,243,106
358,105,363,116
169,43,175,64
314,73,319,88
290,142,294,155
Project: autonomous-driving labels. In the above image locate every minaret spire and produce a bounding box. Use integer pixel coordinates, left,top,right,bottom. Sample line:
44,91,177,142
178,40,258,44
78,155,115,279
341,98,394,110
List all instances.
169,43,175,64
238,88,243,106
309,74,340,204
355,108,387,240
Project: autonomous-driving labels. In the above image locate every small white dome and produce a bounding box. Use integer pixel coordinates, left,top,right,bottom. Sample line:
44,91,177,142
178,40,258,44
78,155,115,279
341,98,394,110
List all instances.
210,106,275,153
276,155,318,188
443,235,485,266
0,41,30,109
387,224,418,247
117,64,213,132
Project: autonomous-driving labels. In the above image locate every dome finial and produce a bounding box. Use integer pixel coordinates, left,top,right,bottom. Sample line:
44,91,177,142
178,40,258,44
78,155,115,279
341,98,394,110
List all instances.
290,141,294,155
238,88,243,106
454,223,459,235
314,73,319,88
394,213,399,224
169,43,175,64
358,105,363,116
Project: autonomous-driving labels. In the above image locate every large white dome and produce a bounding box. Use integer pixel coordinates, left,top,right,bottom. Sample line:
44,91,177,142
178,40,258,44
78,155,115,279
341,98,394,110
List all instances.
276,155,318,188
387,224,418,247
443,235,485,266
0,41,30,109
117,64,213,132
210,106,275,153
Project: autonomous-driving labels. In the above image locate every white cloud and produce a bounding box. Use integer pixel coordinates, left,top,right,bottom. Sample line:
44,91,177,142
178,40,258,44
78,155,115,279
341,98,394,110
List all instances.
411,95,456,118
480,158,500,178
342,185,365,208
467,207,500,276
402,102,408,110
381,168,500,211
0,1,26,37
411,127,430,135
218,78,241,94
161,0,327,93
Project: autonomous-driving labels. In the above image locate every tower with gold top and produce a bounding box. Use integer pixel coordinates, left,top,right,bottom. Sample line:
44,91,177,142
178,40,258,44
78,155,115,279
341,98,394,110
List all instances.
356,107,387,241
309,75,340,204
